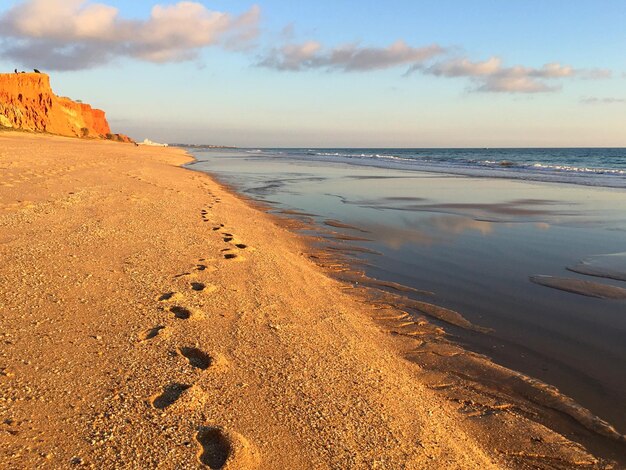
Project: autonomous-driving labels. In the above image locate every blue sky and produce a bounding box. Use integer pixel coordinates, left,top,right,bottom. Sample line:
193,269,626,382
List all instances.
1,0,625,146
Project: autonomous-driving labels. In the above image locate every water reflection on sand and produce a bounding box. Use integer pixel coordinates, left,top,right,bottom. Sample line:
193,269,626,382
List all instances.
354,216,495,250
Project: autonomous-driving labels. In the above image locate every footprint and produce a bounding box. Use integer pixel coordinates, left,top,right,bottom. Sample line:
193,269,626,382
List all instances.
179,347,212,370
159,292,185,304
170,306,204,320
158,292,177,301
138,326,167,342
170,306,192,319
195,265,217,275
194,283,218,294
151,384,207,411
151,383,191,409
174,271,201,280
197,428,230,469
196,427,259,469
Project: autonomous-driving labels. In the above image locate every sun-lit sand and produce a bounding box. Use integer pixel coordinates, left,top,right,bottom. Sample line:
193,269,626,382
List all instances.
0,132,622,468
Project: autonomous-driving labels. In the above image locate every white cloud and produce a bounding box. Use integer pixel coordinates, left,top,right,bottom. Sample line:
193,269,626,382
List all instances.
0,0,612,97
0,0,261,70
259,36,610,94
2,0,118,40
420,57,610,93
419,57,502,77
258,40,445,72
258,41,323,71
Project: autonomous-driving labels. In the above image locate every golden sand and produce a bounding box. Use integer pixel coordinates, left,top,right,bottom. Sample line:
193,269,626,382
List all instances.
0,132,620,468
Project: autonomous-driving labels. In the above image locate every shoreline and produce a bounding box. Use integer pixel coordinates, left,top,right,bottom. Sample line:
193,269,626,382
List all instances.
185,150,626,454
206,148,626,189
1,132,624,468
186,147,626,434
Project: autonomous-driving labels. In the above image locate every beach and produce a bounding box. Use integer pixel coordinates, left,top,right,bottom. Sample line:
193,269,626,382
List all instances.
1,132,624,468
188,148,626,437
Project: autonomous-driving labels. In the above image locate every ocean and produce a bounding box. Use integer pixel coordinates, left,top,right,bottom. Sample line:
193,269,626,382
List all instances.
244,147,626,188
187,146,626,438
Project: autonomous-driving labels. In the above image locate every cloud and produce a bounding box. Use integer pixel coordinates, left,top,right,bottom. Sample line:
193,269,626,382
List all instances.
418,57,503,77
579,69,612,80
258,41,322,71
258,40,446,72
258,35,610,94
419,57,610,93
0,0,612,98
0,0,261,70
580,97,625,105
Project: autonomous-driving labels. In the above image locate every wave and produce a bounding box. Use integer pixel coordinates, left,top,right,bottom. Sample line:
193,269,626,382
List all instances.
253,148,626,188
531,162,626,175
199,147,626,189
314,151,402,158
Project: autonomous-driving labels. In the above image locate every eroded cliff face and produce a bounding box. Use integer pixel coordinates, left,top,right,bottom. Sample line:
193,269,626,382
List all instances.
0,73,131,142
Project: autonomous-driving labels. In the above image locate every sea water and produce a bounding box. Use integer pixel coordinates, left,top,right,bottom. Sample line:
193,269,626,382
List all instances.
188,147,626,435
245,147,626,188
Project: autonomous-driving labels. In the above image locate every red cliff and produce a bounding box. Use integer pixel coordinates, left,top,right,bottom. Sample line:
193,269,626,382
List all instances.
0,72,131,142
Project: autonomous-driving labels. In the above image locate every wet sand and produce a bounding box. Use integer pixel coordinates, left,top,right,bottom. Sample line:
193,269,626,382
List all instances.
529,275,626,299
0,132,624,468
189,149,626,456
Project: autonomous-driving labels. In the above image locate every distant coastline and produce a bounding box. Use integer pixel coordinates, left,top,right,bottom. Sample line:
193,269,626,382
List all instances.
170,143,237,149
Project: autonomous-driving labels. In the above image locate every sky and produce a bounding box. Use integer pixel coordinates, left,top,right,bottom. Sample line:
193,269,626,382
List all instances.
0,0,625,147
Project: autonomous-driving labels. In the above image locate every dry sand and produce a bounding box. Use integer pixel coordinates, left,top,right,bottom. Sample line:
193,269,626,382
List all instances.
0,132,621,468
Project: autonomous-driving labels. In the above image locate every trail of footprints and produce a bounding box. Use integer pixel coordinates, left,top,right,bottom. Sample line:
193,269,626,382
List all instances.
202,211,249,260
136,194,255,468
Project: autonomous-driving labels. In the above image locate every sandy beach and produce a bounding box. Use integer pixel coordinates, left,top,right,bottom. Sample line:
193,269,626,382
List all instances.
0,132,623,469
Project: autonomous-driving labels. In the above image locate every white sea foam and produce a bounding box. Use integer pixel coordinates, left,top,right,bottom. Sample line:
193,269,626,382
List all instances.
532,163,626,175
203,147,626,188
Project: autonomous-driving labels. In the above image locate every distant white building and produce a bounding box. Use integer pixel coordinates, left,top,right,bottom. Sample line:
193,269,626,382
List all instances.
138,138,168,147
